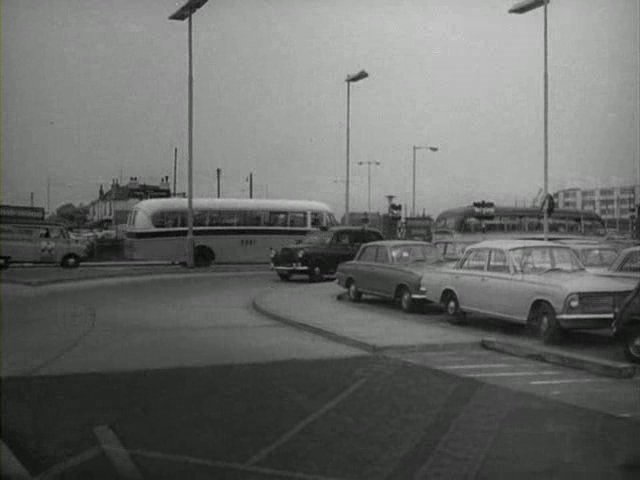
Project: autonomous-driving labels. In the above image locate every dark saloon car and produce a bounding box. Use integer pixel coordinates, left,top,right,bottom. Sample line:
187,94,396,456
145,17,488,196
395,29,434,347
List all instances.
336,240,444,312
613,279,640,363
270,226,383,282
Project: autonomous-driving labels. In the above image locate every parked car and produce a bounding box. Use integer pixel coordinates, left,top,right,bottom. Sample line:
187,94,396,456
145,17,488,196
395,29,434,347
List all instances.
419,239,636,343
558,241,619,273
598,246,640,280
434,240,474,265
612,279,640,363
270,226,383,281
336,240,444,312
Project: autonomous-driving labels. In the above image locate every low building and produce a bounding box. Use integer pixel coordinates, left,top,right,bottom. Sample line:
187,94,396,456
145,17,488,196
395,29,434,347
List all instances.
88,177,171,237
553,185,639,233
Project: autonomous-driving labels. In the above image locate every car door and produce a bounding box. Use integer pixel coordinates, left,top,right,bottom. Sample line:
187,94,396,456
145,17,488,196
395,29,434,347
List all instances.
352,245,378,292
370,246,394,296
454,248,490,311
480,248,516,320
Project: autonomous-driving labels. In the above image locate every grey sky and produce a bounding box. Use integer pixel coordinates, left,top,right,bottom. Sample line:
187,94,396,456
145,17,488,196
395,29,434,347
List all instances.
2,0,639,216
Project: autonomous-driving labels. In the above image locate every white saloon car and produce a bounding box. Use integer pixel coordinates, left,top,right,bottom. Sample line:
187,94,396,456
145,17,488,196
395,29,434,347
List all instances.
419,239,636,343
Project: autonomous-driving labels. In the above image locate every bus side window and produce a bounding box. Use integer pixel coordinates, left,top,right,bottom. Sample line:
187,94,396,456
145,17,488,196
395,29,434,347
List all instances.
311,212,323,228
152,212,166,228
267,212,288,227
289,212,307,228
194,210,208,227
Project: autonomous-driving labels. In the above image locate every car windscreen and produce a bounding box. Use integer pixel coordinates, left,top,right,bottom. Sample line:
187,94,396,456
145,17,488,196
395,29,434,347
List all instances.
301,231,333,246
510,246,584,273
390,245,442,265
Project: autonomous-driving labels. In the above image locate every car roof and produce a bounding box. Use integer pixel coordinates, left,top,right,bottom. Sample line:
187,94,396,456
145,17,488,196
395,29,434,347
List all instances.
467,239,569,250
363,240,432,247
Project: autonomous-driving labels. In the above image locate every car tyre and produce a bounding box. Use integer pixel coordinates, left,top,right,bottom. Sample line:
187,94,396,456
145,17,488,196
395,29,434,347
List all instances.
399,287,414,313
309,264,323,283
61,254,80,269
277,272,291,281
622,328,640,364
443,292,465,325
347,280,362,302
530,302,563,344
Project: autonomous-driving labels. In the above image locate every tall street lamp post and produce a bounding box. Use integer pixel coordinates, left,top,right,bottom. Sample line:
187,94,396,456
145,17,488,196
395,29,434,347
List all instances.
345,69,369,225
509,0,550,240
357,160,381,212
169,0,209,268
412,145,438,217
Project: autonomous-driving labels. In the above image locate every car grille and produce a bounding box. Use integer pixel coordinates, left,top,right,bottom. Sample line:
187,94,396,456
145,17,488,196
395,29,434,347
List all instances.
579,292,632,314
277,248,298,264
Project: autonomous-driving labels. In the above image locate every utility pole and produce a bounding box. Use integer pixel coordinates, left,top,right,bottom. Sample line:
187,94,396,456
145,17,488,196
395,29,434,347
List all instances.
46,176,51,215
173,147,178,196
249,172,253,199
30,192,34,207
216,168,221,198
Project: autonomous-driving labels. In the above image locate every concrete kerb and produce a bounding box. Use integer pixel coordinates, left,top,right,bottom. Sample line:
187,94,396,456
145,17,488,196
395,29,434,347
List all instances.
481,337,637,379
251,293,377,354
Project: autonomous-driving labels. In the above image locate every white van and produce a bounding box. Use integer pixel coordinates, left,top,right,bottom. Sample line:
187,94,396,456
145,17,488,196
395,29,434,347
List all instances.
0,222,87,268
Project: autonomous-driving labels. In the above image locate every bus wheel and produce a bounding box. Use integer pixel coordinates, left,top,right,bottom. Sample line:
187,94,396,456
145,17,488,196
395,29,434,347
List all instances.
61,254,80,269
194,246,215,267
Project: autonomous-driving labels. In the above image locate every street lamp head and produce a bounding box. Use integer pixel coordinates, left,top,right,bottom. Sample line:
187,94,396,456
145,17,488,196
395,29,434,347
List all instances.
169,0,209,20
428,146,439,152
346,70,369,83
508,0,548,14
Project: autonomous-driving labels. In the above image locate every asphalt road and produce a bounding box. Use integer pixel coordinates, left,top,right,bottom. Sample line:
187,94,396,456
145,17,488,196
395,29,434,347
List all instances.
2,272,640,479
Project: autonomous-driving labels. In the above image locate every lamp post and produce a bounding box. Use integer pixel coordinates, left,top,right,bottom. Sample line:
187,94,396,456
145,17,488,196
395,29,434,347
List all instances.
169,0,209,268
357,161,381,212
509,0,550,240
345,69,369,225
412,145,438,217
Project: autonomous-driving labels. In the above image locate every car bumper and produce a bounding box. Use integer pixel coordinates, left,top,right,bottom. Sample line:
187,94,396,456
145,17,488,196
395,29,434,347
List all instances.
556,313,614,330
271,264,309,274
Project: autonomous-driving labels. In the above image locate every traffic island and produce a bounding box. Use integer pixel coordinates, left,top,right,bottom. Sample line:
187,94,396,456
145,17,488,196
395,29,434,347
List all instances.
481,337,637,379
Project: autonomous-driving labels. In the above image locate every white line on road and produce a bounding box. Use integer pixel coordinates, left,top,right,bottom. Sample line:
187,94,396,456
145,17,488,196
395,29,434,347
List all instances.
529,378,611,385
465,370,560,378
245,377,368,466
441,364,511,370
35,446,102,480
94,425,143,480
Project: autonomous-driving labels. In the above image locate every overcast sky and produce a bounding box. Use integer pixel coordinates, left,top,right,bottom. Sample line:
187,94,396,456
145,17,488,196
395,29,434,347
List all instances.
2,0,639,216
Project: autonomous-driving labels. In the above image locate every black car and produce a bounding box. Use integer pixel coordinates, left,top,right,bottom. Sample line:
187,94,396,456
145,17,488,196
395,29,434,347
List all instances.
270,226,384,281
613,279,640,363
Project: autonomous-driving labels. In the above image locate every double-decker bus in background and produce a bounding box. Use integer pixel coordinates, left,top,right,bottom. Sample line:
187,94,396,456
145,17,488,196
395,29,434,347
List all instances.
125,198,338,266
432,203,607,262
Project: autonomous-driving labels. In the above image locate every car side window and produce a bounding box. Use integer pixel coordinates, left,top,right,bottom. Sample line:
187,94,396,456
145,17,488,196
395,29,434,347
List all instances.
487,249,509,273
375,247,390,264
620,251,640,272
460,249,488,271
358,246,377,262
334,231,351,245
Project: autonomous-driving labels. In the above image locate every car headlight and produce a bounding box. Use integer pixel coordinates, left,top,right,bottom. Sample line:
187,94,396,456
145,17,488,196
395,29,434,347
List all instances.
297,249,305,259
567,294,580,310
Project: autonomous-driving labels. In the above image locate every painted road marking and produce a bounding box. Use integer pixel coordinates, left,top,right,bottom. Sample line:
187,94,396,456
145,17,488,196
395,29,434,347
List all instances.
441,364,512,370
1,440,32,479
245,377,368,466
35,446,102,480
465,370,560,378
94,425,142,480
126,447,346,480
529,378,611,385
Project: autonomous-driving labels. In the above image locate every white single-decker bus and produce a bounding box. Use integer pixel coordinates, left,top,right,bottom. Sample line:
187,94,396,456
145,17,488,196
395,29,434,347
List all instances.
125,198,338,266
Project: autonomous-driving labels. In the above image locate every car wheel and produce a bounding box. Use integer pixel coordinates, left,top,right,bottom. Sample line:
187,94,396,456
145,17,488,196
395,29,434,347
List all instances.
277,272,291,281
309,264,323,283
61,254,80,269
623,329,640,364
399,287,414,313
443,292,465,324
530,302,563,344
347,280,362,302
